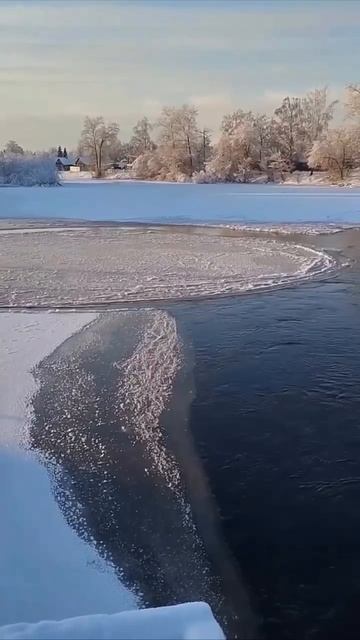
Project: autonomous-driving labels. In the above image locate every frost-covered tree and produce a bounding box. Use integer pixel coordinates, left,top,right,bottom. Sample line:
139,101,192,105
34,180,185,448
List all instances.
217,110,276,176
106,138,123,163
5,140,24,155
157,105,201,177
346,84,360,120
221,109,253,136
308,128,357,181
198,127,212,170
57,145,63,158
207,132,249,182
209,110,272,181
301,87,337,148
130,117,155,156
252,114,277,168
176,105,201,175
206,133,234,181
273,97,306,168
132,151,163,180
79,116,120,177
63,147,68,159
272,89,336,169
0,153,58,186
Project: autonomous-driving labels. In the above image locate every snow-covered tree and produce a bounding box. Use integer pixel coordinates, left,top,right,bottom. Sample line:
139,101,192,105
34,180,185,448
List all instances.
157,105,201,177
63,147,68,159
206,133,234,181
130,117,155,156
57,145,63,158
0,153,58,186
217,109,276,176
79,116,120,177
209,110,272,181
308,128,357,181
346,84,360,120
198,128,212,169
106,137,123,164
5,140,24,155
221,109,253,136
131,151,163,180
251,114,277,169
273,96,306,168
301,87,337,149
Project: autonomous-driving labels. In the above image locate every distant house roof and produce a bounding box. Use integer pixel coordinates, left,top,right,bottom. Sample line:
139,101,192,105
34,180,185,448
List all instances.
56,157,75,166
75,156,90,166
74,156,92,166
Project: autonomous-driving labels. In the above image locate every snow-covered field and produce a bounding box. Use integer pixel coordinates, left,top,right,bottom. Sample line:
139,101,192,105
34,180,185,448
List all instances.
0,226,335,308
0,314,138,626
1,181,360,224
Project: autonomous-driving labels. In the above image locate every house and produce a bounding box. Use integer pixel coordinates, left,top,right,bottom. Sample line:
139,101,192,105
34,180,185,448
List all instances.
55,157,90,172
55,157,74,172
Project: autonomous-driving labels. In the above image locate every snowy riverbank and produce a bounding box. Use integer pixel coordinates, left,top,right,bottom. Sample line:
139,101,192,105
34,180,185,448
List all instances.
0,314,138,626
59,168,360,188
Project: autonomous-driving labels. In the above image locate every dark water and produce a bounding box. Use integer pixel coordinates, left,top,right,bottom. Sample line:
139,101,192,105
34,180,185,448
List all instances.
30,229,360,639
169,229,360,639
29,311,256,637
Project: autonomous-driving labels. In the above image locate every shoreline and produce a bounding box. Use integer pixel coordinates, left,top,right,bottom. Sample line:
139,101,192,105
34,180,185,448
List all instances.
59,169,360,188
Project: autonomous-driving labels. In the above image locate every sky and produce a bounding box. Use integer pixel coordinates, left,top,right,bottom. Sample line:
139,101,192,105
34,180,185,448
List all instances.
0,0,360,149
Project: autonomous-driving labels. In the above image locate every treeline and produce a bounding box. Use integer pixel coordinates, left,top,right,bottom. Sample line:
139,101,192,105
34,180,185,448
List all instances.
75,85,360,182
2,84,360,185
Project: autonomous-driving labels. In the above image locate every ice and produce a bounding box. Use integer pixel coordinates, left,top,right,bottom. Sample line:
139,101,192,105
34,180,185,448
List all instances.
0,227,335,308
1,182,360,224
0,602,224,640
0,314,95,447
0,314,138,626
117,311,182,495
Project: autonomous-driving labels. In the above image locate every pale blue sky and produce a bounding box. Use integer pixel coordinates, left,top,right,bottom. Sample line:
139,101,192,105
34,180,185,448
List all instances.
1,0,359,149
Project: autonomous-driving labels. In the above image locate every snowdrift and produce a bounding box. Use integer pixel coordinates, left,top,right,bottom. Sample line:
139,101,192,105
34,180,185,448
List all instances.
0,603,224,640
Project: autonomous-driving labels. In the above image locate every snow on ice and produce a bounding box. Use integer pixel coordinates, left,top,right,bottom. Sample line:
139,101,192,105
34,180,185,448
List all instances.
0,226,335,307
1,181,360,224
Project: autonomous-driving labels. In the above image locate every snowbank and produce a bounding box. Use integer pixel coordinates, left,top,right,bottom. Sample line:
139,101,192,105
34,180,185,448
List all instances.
0,314,137,625
59,167,360,188
0,603,224,640
60,171,93,182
